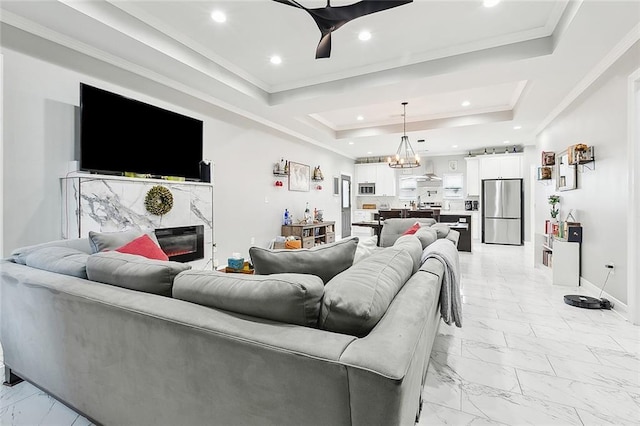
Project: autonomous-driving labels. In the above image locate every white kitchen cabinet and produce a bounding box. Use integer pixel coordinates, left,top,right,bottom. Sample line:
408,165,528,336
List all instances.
479,154,523,179
375,164,396,196
354,163,396,196
552,239,580,286
465,157,480,196
355,163,377,183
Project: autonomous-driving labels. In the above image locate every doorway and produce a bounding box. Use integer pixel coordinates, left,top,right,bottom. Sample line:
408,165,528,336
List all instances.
341,174,351,238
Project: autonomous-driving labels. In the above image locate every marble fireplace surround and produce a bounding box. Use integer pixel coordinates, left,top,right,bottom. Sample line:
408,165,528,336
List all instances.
62,173,214,269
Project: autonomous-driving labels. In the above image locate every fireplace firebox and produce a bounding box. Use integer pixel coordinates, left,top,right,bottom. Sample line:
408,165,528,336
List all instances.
154,225,204,263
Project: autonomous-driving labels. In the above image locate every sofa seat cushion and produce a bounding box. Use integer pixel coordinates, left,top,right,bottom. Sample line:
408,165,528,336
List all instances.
86,251,191,296
249,236,359,284
88,229,160,254
23,246,90,279
173,271,324,327
319,247,413,337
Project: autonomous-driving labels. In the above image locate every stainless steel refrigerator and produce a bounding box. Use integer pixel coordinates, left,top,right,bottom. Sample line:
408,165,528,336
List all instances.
482,178,523,245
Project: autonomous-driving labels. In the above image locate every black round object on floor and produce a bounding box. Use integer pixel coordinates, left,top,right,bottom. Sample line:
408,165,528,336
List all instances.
564,294,603,309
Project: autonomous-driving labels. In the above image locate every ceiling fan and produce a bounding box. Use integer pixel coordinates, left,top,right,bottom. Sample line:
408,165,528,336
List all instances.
272,0,413,59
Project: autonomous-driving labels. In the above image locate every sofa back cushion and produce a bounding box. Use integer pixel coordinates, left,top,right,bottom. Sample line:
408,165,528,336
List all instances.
379,218,437,247
88,229,159,254
414,227,438,249
249,236,359,284
10,238,92,264
23,246,90,279
392,235,423,273
173,271,324,327
86,251,191,296
319,247,413,337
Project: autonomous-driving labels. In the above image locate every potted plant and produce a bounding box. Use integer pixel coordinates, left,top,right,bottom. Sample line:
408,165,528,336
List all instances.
548,194,560,219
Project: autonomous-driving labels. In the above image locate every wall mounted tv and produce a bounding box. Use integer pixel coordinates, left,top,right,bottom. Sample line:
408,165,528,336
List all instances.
80,83,203,181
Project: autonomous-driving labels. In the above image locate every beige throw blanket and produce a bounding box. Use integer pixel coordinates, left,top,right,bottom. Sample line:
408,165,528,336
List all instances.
421,239,462,327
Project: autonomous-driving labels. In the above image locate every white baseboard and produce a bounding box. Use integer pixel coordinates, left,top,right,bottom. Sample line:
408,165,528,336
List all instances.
579,277,628,320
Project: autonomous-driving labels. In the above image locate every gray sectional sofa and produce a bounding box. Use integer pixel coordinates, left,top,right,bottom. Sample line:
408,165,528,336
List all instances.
0,224,460,426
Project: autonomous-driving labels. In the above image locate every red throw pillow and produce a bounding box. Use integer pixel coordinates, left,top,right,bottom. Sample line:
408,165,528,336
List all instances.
402,222,421,236
116,234,169,261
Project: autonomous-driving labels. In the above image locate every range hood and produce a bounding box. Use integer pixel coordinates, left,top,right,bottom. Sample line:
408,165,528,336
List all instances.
417,160,441,182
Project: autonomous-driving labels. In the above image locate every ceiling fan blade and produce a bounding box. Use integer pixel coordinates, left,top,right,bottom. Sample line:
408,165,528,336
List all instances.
310,0,413,22
272,0,413,58
271,0,307,10
315,32,332,59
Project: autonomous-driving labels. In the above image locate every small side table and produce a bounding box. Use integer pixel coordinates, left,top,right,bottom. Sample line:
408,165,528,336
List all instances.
217,261,254,274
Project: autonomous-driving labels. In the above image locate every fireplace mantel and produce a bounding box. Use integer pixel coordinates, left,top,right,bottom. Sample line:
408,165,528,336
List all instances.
61,173,214,269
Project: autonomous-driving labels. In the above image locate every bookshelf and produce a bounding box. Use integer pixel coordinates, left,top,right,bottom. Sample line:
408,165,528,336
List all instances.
540,221,581,286
281,221,335,249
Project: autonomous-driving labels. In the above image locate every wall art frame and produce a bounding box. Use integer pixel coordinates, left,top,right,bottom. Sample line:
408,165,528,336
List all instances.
288,161,310,192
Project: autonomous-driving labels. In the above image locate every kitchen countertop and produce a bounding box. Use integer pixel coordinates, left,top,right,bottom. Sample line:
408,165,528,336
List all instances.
438,210,477,215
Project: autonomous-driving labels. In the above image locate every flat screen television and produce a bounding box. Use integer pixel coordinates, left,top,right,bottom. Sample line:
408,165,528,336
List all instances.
80,83,203,180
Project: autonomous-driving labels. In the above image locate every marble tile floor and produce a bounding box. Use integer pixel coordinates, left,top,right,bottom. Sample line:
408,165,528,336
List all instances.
1,243,638,425
419,243,640,426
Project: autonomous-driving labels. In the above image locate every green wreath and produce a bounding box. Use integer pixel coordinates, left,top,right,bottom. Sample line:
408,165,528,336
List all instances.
145,185,173,216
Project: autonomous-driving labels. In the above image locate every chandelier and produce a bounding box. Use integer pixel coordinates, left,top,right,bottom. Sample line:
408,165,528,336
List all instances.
387,102,420,168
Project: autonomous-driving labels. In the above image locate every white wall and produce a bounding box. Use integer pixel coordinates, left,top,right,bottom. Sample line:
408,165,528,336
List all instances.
535,41,640,306
1,48,354,263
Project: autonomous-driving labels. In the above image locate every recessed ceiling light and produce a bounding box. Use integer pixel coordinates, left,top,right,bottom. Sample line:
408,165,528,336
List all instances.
452,145,458,148
461,100,471,107
356,115,364,121
513,125,522,130
358,31,371,41
210,10,227,23
483,0,501,8
348,141,354,145
503,140,510,144
367,151,372,154
270,55,282,65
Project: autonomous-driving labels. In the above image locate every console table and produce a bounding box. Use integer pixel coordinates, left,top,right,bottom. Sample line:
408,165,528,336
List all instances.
281,222,335,249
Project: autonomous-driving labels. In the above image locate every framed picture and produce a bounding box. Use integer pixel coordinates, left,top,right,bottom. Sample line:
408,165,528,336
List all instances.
542,151,556,166
288,162,310,192
556,150,577,191
448,160,458,171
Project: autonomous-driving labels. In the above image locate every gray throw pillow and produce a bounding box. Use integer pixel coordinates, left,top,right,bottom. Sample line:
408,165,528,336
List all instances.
23,246,90,279
88,229,160,254
173,271,324,327
319,247,413,337
249,236,359,284
86,251,190,296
